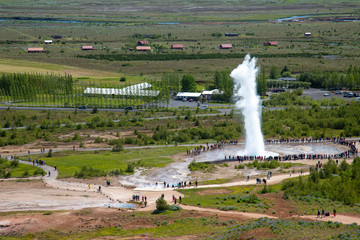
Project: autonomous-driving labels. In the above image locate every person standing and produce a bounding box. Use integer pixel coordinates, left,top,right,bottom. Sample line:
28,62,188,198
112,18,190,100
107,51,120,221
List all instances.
333,209,336,217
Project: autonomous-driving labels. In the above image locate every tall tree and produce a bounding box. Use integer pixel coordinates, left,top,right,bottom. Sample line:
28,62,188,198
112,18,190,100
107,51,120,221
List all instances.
269,66,279,79
181,74,197,92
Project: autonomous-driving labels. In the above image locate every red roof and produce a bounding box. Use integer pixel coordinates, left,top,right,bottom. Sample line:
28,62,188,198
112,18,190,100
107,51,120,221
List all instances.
27,47,44,52
138,40,149,45
136,46,151,51
264,41,278,46
82,45,93,50
220,44,233,49
171,44,184,49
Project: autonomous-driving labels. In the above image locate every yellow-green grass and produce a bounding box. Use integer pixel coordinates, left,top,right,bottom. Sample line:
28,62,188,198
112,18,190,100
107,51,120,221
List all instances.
0,160,45,178
179,185,281,213
202,178,230,185
41,147,187,178
0,58,142,83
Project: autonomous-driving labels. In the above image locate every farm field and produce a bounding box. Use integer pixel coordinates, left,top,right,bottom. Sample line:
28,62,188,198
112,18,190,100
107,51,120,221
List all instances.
1,0,360,239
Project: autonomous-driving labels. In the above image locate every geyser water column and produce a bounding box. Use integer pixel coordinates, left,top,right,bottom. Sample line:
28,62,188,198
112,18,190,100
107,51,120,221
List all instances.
231,54,265,156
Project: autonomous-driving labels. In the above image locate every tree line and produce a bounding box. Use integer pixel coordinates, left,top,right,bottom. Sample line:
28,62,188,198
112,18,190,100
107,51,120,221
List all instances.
297,66,360,90
0,73,73,101
282,157,360,205
77,52,314,62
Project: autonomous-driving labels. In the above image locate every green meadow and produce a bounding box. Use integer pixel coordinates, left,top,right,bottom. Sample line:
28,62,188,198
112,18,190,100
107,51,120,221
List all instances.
38,147,186,178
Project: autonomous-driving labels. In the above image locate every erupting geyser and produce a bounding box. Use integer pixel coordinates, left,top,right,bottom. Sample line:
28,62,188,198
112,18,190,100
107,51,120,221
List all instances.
231,54,265,156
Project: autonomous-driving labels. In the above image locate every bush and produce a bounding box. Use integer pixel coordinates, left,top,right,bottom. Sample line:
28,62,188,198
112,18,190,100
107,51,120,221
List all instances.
169,204,182,211
155,197,169,211
48,149,53,158
111,144,123,152
91,107,98,114
22,170,29,177
218,206,238,211
125,163,134,173
10,159,19,168
74,166,107,178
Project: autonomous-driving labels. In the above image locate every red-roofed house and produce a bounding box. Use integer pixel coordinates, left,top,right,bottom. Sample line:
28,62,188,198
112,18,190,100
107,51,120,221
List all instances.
171,44,184,49
138,40,149,46
263,41,278,46
220,44,233,49
27,47,44,53
82,45,94,50
136,46,151,51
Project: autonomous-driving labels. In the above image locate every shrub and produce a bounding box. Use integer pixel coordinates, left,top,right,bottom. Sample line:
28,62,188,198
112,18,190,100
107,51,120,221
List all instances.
169,204,182,211
47,149,53,158
249,194,260,203
74,166,106,178
125,163,134,173
22,170,29,177
218,206,238,211
91,107,98,114
111,144,123,152
155,197,169,211
10,159,19,168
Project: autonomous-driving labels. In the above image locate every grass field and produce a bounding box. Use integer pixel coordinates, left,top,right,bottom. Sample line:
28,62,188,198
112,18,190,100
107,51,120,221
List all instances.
38,147,187,178
0,159,45,178
179,185,279,213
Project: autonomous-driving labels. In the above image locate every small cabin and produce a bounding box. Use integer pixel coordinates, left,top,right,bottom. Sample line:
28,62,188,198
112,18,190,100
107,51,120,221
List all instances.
27,47,44,53
81,45,93,50
225,33,238,37
136,46,151,51
304,32,312,36
220,44,233,49
264,41,278,46
138,40,149,46
51,35,62,39
44,40,53,44
171,44,184,50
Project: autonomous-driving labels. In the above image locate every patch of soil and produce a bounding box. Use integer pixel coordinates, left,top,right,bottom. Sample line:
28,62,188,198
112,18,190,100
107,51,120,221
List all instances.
261,192,297,218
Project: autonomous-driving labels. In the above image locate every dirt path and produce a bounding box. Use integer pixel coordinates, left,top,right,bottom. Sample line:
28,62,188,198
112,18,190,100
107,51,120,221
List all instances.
300,215,360,225
180,205,276,219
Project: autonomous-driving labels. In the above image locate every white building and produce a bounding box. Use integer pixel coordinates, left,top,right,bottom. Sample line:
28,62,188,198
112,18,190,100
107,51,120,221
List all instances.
83,82,160,97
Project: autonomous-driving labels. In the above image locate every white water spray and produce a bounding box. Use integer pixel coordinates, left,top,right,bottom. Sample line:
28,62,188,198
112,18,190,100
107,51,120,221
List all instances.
231,54,265,156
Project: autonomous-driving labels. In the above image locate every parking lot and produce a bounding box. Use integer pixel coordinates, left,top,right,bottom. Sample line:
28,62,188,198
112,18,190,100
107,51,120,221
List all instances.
302,88,358,101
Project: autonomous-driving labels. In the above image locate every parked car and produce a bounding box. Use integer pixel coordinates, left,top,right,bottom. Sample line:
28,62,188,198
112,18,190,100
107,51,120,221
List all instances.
124,106,133,110
355,97,360,102
344,92,354,98
199,105,208,110
335,91,343,94
323,93,330,96
189,99,194,102
78,105,87,109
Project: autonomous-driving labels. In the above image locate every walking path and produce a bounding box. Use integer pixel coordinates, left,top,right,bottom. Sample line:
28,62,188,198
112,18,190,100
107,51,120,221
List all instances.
4,149,360,225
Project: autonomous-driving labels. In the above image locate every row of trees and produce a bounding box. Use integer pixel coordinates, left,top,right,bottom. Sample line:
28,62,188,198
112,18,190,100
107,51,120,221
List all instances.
0,73,172,108
298,66,360,89
0,73,73,101
78,52,314,62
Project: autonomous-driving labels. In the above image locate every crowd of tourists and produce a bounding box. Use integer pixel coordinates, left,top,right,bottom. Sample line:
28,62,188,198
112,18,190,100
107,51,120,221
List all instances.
158,180,198,189
186,140,239,155
188,137,358,164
